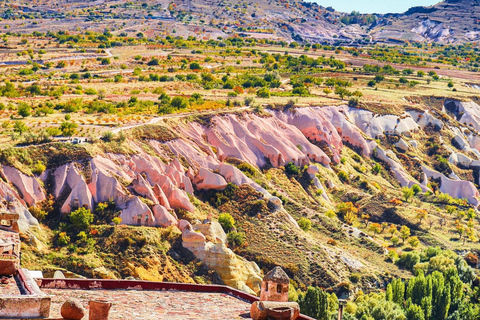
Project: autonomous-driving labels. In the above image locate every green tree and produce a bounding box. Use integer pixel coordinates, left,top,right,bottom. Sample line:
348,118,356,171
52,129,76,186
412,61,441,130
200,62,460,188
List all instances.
17,103,31,118
70,207,94,231
170,96,189,109
189,62,201,70
13,120,28,135
256,87,271,98
405,303,425,320
60,121,78,136
298,217,312,231
298,287,329,320
218,213,235,231
408,236,420,248
412,184,422,195
402,186,414,202
400,225,411,243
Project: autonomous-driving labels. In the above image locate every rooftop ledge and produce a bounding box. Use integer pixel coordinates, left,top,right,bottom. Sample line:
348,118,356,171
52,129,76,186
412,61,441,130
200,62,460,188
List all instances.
35,278,316,320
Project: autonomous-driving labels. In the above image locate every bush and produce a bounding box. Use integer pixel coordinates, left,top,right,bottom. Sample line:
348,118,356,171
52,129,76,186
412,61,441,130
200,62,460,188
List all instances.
349,273,361,283
256,87,270,98
57,232,70,246
101,131,114,142
327,238,337,246
411,184,422,195
407,236,420,248
397,251,420,271
32,161,46,175
29,206,48,221
285,162,300,175
227,231,245,247
298,217,312,231
337,171,348,183
325,210,337,219
70,207,94,231
372,163,382,174
348,97,359,108
402,186,414,202
218,213,235,231
170,96,189,109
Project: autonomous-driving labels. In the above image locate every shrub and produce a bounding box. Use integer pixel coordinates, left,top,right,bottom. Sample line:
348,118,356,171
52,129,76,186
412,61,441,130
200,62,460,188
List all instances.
70,207,94,231
348,97,359,108
256,87,270,98
237,163,257,177
352,154,362,162
101,131,114,142
337,171,348,183
387,249,399,263
170,96,189,109
411,184,422,195
402,186,414,202
227,231,245,247
327,238,337,246
407,236,420,248
285,162,300,176
218,213,235,231
372,163,382,174
189,62,201,70
60,121,78,137
17,103,31,118
32,161,46,175
298,217,312,231
13,121,28,135
349,273,361,283
57,232,70,246
29,206,48,221
397,251,420,271
391,236,400,246
325,210,337,219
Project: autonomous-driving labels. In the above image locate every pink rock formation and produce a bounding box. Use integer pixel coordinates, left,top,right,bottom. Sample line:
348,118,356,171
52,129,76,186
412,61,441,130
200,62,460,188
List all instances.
152,184,172,210
152,205,177,227
182,224,207,243
376,148,428,192
131,174,158,204
422,166,480,206
2,166,45,206
275,107,343,163
88,157,130,206
177,219,192,231
194,168,228,190
319,106,375,156
119,197,155,226
53,164,93,213
181,113,330,168
0,179,37,231
347,109,419,138
159,177,195,212
216,164,252,185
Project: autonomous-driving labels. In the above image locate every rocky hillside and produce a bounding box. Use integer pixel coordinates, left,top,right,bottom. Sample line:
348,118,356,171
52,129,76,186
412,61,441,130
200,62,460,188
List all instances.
8,98,480,295
2,0,480,44
373,0,480,43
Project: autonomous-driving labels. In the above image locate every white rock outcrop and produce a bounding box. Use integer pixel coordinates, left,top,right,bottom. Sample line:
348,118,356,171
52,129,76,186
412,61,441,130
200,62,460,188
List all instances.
422,165,480,206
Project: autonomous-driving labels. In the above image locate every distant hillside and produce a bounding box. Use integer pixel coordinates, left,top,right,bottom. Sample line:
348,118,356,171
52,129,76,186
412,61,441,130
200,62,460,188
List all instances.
372,0,480,43
0,0,479,44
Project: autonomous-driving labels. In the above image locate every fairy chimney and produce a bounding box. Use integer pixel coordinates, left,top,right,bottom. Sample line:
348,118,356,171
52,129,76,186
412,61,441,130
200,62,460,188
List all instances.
260,266,289,302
